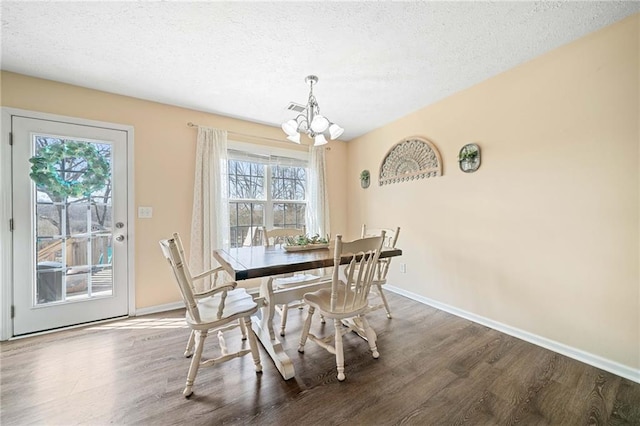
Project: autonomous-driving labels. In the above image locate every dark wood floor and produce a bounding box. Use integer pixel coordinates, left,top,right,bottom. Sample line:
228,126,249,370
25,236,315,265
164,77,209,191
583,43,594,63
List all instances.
2,292,639,425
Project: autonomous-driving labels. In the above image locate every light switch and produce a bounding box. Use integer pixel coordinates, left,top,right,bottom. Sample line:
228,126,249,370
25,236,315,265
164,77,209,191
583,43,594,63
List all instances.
138,206,153,219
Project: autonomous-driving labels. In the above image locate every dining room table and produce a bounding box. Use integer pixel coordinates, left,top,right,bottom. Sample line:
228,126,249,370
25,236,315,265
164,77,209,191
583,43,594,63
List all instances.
212,243,402,380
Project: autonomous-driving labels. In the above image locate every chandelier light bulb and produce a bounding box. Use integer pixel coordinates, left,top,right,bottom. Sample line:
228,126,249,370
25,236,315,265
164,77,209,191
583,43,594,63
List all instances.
282,119,298,136
310,115,329,133
328,123,344,140
314,134,328,146
287,133,301,144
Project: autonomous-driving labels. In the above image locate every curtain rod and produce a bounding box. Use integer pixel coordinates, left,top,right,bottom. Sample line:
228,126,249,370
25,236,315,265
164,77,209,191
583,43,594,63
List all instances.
187,121,296,146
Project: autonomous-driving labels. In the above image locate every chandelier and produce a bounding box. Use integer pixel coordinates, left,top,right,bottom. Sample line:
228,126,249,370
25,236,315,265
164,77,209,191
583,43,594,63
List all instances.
281,75,344,146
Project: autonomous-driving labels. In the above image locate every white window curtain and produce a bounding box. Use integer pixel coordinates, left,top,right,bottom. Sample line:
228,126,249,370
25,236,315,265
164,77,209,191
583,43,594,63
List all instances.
305,146,330,238
190,126,229,290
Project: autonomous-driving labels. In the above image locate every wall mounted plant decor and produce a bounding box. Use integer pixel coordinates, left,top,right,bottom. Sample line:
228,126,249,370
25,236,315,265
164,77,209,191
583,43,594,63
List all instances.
458,143,481,173
360,169,370,188
379,136,442,185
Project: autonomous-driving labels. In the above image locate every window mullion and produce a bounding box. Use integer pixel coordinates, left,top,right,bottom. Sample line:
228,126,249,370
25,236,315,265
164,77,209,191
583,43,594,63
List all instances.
264,164,273,229
228,198,263,203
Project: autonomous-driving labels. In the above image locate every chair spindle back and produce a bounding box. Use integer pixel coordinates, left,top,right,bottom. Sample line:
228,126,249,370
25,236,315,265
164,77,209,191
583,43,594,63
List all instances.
262,227,305,247
331,233,385,313
159,235,202,324
361,225,400,281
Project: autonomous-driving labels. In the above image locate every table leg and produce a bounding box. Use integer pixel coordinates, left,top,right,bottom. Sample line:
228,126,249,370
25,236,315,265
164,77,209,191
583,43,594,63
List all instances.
251,277,296,380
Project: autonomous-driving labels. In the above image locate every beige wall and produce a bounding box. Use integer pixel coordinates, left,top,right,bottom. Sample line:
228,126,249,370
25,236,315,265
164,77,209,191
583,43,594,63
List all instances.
346,15,639,370
0,72,348,308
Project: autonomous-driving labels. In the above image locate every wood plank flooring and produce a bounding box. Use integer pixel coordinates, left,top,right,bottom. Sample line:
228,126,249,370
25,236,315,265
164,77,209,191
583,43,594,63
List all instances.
1,292,639,425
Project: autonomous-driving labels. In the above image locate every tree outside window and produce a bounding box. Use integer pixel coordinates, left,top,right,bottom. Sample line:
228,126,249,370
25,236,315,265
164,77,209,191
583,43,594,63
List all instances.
228,152,307,248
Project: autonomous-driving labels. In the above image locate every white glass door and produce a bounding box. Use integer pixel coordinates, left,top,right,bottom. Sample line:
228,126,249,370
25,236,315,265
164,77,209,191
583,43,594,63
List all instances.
11,116,129,335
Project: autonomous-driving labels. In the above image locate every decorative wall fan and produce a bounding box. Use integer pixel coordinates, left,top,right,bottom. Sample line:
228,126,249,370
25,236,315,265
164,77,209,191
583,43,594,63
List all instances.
379,136,442,185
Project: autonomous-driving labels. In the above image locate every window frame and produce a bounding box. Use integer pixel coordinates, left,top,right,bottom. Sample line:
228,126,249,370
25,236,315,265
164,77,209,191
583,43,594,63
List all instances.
227,141,309,247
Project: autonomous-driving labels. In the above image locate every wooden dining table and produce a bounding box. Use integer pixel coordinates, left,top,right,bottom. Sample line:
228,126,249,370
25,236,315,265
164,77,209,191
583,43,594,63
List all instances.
212,244,402,380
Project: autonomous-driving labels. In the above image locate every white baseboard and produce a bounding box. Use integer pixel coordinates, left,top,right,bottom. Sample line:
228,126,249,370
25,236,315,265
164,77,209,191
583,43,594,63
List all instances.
386,285,640,384
134,301,184,316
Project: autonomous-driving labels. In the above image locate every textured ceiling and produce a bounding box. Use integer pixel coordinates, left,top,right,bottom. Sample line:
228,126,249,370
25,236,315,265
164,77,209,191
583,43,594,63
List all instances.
1,1,639,141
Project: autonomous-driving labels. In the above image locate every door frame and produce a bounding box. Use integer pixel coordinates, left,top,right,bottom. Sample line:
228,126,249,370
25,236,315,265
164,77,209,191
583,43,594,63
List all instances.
0,107,136,340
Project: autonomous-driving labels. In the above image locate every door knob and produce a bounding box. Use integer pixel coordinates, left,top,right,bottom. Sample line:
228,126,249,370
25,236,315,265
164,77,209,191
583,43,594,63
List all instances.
115,235,125,242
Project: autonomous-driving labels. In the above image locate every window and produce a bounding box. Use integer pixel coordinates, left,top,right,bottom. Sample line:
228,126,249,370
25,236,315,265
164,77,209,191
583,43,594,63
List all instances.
227,146,307,248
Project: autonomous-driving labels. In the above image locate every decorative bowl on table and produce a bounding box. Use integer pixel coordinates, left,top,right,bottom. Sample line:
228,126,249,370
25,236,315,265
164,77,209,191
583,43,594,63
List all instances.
283,234,330,252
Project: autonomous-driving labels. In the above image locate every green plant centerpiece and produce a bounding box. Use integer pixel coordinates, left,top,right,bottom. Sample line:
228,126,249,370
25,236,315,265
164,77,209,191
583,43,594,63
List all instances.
29,141,110,198
284,233,330,251
286,234,329,246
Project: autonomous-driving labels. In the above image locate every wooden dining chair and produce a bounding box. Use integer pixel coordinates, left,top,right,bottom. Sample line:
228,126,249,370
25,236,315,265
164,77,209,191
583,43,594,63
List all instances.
169,232,234,358
262,227,323,336
361,225,401,318
298,232,385,381
159,233,262,397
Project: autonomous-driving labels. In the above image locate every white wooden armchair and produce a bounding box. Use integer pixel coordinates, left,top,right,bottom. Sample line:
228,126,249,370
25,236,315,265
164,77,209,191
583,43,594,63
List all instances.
298,233,385,381
262,227,323,336
169,232,232,358
361,225,400,318
159,233,262,398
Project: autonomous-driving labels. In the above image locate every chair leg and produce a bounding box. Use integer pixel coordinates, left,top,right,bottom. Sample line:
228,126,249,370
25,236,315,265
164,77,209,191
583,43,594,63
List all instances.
243,316,263,373
183,329,207,398
218,330,227,355
360,316,379,359
279,304,289,336
184,330,195,358
376,283,392,319
334,318,346,381
239,317,248,340
298,306,315,353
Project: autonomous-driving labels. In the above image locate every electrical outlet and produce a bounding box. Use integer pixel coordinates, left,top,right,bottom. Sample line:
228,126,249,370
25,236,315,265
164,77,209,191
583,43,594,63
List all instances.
138,206,153,219
400,263,407,273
